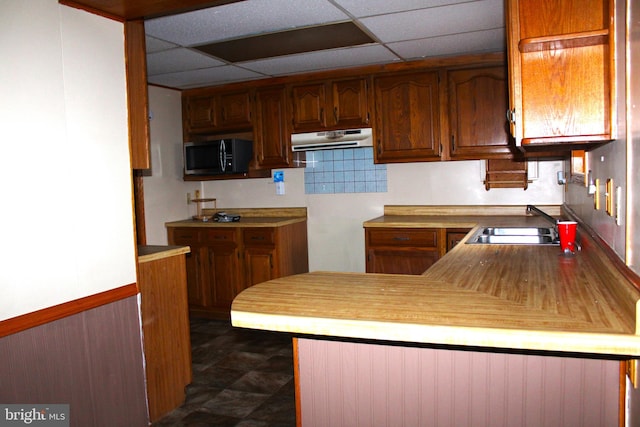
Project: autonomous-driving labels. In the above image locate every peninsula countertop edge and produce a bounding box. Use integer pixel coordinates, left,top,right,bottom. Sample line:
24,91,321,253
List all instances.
231,205,640,357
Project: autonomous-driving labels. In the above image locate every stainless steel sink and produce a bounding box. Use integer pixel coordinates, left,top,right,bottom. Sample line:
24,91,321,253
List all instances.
467,227,559,245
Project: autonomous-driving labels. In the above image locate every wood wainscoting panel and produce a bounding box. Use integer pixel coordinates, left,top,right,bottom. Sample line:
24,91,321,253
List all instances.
296,338,620,427
0,296,148,426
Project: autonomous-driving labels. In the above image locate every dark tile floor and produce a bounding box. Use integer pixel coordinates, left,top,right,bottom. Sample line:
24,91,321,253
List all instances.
152,318,296,427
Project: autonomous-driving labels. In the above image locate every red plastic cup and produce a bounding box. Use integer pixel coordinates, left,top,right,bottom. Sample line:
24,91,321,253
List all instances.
558,221,577,253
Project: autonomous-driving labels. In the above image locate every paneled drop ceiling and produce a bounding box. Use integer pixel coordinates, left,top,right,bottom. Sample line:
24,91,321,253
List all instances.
143,0,506,89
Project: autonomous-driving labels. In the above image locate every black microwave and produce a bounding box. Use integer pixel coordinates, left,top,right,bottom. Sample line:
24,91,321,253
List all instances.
184,139,253,176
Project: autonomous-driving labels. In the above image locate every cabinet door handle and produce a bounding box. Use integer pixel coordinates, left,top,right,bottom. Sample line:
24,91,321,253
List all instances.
451,135,455,151
334,106,338,124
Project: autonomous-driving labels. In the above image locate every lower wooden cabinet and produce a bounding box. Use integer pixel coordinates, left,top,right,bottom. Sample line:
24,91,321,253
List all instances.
365,227,471,274
446,228,472,251
168,221,308,318
137,247,192,422
365,228,445,274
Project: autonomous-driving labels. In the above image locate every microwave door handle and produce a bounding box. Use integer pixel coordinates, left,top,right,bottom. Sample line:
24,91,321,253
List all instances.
220,140,226,172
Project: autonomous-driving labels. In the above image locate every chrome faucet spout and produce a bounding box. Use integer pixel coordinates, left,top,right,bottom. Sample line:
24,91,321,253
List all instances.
526,205,559,227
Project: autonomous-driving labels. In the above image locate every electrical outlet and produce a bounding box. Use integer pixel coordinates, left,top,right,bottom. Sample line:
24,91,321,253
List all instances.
186,192,192,204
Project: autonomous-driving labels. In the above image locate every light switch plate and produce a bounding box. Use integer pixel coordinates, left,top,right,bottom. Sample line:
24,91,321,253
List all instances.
605,178,613,216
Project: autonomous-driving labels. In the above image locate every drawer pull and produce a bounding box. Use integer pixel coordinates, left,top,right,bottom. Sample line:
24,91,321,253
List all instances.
251,236,265,240
393,236,410,241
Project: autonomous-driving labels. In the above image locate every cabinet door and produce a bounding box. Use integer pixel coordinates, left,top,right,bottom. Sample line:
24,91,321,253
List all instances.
185,246,212,308
506,0,613,149
374,71,441,163
332,78,370,128
242,228,277,290
202,228,240,310
448,67,512,159
243,246,276,290
365,228,443,274
218,91,252,129
254,86,291,169
167,228,212,308
291,83,327,131
206,244,240,309
184,95,217,132
367,248,440,275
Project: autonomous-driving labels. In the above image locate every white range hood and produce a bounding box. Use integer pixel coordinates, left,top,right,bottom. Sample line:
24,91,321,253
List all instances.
291,128,373,152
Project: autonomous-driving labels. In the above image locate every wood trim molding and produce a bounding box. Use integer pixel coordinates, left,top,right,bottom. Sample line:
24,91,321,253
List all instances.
0,283,138,339
59,0,125,22
293,337,302,427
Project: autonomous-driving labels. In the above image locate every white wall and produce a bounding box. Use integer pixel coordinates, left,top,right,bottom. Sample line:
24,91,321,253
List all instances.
0,1,136,320
143,86,195,242
144,85,563,272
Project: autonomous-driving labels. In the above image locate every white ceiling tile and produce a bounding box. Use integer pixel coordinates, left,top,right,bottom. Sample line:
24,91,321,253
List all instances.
240,44,399,76
145,36,177,53
334,0,471,18
148,65,266,89
389,28,506,60
143,0,507,89
145,0,349,46
147,48,226,76
360,0,504,43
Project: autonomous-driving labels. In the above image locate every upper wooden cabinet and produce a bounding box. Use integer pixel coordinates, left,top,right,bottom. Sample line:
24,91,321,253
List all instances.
506,0,614,151
290,77,371,132
446,66,513,160
373,71,441,163
179,53,512,177
253,86,291,169
183,90,252,135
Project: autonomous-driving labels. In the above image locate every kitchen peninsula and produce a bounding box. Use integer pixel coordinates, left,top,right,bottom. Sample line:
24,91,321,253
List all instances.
231,205,640,426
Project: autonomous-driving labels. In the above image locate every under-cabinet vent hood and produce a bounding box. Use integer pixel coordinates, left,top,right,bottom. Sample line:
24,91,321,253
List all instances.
291,128,373,151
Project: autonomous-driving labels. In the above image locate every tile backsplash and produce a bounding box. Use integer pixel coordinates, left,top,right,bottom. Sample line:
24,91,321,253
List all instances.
304,147,387,194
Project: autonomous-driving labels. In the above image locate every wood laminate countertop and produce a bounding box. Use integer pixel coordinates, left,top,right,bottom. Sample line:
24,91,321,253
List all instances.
165,207,307,228
138,245,190,263
232,205,640,357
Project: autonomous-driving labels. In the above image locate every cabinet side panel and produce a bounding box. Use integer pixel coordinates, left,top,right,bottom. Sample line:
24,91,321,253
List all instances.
138,254,192,422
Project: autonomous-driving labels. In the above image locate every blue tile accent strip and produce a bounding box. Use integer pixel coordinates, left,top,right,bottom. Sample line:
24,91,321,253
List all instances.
304,147,387,194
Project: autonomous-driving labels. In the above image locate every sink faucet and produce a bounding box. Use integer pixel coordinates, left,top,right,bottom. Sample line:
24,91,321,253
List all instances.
526,205,559,228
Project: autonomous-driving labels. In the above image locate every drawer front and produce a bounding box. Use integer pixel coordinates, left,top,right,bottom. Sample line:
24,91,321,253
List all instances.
367,228,438,247
243,228,276,246
170,228,200,244
202,228,238,244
